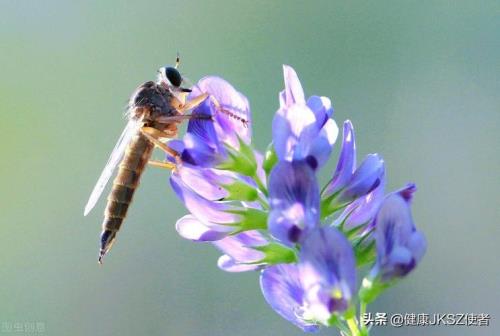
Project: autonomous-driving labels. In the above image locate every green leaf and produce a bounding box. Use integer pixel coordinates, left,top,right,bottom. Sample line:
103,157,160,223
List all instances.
222,180,258,202
227,208,267,232
253,243,297,265
354,240,376,267
263,142,278,176
358,276,392,304
217,137,257,176
320,193,349,219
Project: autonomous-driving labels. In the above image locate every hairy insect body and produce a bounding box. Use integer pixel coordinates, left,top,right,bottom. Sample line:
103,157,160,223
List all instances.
98,82,179,262
85,62,209,264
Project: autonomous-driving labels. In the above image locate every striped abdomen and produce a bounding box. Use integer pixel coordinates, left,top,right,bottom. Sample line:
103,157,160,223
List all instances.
99,131,154,262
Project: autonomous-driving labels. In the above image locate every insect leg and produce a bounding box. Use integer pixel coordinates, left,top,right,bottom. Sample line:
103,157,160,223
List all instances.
141,127,180,161
155,114,213,124
177,93,209,113
209,95,249,127
148,160,176,170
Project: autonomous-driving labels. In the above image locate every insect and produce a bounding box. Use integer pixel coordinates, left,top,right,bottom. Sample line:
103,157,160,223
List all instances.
84,56,209,264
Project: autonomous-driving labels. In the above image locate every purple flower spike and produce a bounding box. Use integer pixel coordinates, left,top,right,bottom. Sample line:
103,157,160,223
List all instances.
268,161,320,246
176,215,233,242
260,264,320,332
213,230,267,272
182,76,251,167
299,227,356,323
372,190,426,281
273,65,338,170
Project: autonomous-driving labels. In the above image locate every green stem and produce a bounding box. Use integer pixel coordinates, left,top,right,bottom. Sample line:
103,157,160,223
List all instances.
346,317,361,336
359,301,368,335
257,193,269,210
253,173,268,197
331,319,350,335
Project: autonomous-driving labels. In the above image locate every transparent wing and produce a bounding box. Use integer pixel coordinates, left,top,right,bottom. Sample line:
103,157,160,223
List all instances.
84,118,143,216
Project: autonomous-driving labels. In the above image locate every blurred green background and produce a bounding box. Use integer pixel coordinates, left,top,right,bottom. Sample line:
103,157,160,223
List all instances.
0,1,498,335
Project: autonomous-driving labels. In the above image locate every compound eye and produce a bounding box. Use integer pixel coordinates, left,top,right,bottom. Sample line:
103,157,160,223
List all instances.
165,67,182,87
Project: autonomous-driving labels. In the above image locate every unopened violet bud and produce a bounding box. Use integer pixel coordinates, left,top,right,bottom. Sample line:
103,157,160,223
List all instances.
323,120,356,198
336,154,384,204
213,230,267,272
364,185,426,285
170,173,241,225
175,214,233,242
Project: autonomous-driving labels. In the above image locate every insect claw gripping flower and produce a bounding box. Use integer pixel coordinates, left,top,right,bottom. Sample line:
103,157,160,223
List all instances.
167,66,426,335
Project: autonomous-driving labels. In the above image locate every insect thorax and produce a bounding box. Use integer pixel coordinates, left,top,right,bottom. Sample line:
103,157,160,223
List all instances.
127,81,178,121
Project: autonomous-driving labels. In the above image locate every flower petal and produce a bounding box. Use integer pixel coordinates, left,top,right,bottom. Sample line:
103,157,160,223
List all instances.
190,76,251,147
214,230,267,262
170,174,241,224
299,227,356,321
268,161,320,246
303,118,338,169
175,164,230,201
323,120,356,197
337,154,385,204
217,255,261,272
281,65,306,107
213,230,267,272
307,95,334,127
373,191,426,281
175,215,232,241
260,264,320,332
336,170,386,230
181,132,222,167
272,104,318,162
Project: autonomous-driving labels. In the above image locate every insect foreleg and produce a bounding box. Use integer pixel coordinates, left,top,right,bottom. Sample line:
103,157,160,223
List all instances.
177,93,209,113
208,95,249,127
141,127,180,162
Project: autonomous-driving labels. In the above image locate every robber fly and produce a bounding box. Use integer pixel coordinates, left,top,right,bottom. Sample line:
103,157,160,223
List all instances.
84,56,209,264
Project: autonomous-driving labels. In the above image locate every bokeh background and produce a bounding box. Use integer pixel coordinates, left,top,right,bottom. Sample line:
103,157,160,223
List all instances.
1,1,498,335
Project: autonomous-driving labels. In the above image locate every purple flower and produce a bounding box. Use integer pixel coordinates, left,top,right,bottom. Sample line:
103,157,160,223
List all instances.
371,184,426,281
334,170,386,232
260,227,356,330
171,164,267,242
272,65,338,170
170,173,242,225
298,227,356,323
213,230,268,272
323,121,385,212
323,121,356,196
176,214,233,242
268,161,319,246
181,76,251,167
260,264,320,332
